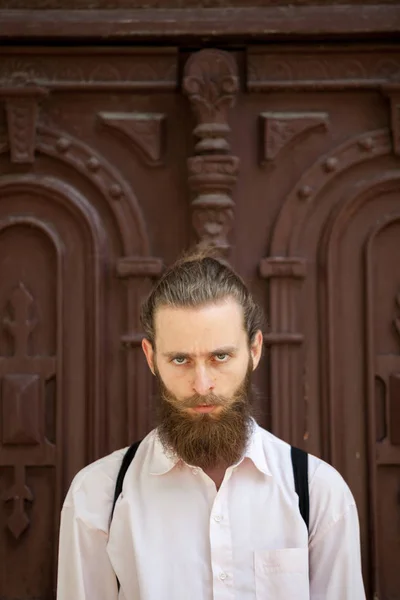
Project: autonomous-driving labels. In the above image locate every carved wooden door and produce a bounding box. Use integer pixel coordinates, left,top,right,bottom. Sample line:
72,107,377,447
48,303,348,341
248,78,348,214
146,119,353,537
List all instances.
0,47,189,599
245,46,400,600
1,40,400,600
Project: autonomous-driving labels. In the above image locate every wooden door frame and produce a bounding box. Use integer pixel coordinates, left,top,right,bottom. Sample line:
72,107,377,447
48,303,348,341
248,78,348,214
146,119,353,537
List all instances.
0,4,399,42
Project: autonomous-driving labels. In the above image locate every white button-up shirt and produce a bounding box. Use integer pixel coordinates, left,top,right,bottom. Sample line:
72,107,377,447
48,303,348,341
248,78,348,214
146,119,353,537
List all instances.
57,422,366,600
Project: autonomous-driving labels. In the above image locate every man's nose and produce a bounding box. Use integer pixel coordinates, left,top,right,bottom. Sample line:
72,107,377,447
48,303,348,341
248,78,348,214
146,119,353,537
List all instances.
192,365,214,396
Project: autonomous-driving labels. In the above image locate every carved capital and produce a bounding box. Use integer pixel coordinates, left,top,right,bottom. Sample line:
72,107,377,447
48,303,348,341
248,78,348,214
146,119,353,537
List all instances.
0,79,47,164
183,50,239,255
183,49,239,153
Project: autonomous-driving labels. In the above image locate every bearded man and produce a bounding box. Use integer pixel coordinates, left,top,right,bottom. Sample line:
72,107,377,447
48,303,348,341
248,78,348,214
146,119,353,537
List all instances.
57,252,365,600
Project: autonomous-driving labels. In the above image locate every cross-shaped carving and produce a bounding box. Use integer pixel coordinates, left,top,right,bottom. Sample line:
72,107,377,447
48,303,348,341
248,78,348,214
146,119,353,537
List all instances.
0,282,56,540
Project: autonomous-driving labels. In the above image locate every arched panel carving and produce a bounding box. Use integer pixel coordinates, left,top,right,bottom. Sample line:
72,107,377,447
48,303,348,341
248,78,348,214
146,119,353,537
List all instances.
0,218,62,541
0,176,110,598
304,172,400,598
0,176,108,459
262,130,400,595
261,128,393,447
35,125,150,257
270,129,391,256
0,126,162,447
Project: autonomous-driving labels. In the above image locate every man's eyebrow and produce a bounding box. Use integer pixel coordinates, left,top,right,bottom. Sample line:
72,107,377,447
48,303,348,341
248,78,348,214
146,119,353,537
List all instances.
162,346,238,359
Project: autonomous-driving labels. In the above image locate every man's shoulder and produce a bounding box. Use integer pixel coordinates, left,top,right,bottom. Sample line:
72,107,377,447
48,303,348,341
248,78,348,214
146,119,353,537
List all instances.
256,424,356,511
62,447,127,509
63,431,156,510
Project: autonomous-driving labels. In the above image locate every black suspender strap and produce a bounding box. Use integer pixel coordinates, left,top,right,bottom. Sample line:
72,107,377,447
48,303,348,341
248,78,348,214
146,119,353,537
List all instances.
110,440,142,592
111,440,142,521
290,445,310,532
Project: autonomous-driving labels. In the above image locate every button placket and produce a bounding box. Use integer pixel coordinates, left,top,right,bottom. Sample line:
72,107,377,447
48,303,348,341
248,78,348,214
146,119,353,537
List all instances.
209,489,234,599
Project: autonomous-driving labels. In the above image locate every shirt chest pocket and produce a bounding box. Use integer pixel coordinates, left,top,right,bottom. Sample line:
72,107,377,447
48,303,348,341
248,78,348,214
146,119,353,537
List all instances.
254,548,309,600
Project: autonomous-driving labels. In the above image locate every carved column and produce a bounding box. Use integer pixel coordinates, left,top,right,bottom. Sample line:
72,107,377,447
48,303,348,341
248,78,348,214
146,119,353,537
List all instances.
183,49,239,256
259,257,307,445
117,257,163,442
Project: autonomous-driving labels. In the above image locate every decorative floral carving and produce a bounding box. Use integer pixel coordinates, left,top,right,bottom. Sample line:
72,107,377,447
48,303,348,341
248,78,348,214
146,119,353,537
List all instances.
183,49,239,154
98,112,166,166
183,50,239,255
260,112,329,163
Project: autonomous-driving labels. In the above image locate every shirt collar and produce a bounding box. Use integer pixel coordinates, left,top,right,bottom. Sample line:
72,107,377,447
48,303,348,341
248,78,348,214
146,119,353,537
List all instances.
242,419,272,476
149,419,272,477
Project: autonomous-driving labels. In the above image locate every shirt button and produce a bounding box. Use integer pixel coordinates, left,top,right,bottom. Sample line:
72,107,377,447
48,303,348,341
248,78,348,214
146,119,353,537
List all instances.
192,468,200,475
219,572,227,581
214,515,222,522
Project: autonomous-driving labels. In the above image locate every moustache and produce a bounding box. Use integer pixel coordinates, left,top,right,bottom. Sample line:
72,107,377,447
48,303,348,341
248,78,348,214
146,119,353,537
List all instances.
178,393,232,410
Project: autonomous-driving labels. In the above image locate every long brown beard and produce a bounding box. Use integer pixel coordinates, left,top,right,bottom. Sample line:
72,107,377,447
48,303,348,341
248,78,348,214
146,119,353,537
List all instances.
155,359,254,470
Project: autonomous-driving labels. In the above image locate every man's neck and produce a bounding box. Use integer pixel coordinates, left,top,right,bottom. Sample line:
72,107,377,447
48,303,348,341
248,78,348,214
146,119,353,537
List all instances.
202,464,228,491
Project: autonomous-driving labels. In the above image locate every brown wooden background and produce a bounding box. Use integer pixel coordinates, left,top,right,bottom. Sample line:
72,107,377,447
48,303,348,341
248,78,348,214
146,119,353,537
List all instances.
0,2,400,599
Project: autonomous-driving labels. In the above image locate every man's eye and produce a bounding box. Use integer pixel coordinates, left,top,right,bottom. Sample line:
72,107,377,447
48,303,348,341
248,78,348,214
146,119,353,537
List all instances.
214,353,229,362
172,357,187,365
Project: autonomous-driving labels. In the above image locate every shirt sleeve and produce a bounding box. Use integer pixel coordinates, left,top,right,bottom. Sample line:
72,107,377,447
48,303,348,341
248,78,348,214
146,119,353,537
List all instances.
56,503,119,600
308,468,366,600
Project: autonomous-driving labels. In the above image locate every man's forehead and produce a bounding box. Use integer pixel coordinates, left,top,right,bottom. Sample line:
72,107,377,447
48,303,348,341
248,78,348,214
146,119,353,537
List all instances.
154,300,245,347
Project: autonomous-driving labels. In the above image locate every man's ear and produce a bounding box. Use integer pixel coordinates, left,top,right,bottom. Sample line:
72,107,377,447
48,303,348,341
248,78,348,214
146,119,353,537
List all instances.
250,330,263,370
142,338,155,375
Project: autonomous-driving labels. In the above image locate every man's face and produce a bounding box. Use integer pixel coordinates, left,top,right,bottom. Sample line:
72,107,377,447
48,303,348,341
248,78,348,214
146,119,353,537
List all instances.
142,298,263,468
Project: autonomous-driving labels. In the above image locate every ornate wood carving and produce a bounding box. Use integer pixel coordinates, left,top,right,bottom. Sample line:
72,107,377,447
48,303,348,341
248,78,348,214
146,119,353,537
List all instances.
0,282,56,539
259,112,329,164
248,46,400,92
0,49,178,91
263,130,392,451
183,49,239,255
1,464,34,540
0,79,47,164
33,125,150,256
270,129,391,256
98,112,166,166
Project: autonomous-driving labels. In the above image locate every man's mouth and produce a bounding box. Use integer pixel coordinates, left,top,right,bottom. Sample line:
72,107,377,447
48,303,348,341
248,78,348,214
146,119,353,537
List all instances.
191,405,216,414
